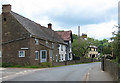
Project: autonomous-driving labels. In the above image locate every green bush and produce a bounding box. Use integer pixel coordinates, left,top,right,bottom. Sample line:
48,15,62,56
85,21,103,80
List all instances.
40,62,52,68
106,55,113,59
29,66,40,68
2,63,14,67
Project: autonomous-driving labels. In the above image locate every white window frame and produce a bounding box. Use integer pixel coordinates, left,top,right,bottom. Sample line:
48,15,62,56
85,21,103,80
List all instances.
35,38,39,45
40,50,47,63
19,50,25,57
56,55,58,62
35,51,39,60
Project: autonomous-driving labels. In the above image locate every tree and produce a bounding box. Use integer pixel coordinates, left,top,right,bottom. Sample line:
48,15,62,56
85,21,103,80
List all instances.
72,38,89,57
111,33,120,62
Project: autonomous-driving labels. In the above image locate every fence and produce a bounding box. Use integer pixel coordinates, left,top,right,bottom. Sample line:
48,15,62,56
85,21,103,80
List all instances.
53,57,99,66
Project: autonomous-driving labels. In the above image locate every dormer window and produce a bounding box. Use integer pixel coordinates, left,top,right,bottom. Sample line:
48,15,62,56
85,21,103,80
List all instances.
35,38,39,45
46,41,48,46
52,43,54,48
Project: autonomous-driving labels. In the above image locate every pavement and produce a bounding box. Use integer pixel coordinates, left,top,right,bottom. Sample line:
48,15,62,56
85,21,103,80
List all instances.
84,63,113,81
0,62,114,82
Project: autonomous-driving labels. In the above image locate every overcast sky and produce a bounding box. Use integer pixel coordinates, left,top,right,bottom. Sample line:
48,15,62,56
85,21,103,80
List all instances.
0,0,119,40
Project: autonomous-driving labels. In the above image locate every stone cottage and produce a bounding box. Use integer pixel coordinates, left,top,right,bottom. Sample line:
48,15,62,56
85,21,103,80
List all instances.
2,4,66,66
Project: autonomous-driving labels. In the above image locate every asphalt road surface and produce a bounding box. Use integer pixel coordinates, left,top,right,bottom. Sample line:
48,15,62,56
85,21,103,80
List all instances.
1,62,113,81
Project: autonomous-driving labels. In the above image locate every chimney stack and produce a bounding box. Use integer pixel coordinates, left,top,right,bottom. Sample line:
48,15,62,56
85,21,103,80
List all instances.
2,4,11,13
48,23,52,29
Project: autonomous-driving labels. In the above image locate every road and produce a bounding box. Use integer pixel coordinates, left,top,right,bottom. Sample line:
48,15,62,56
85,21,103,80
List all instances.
1,62,113,81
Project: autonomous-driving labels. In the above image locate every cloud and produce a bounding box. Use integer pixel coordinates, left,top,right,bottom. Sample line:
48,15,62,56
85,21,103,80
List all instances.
77,20,118,40
0,0,119,40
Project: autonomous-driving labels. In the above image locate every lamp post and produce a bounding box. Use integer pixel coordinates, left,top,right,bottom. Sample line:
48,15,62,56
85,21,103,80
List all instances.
101,42,103,57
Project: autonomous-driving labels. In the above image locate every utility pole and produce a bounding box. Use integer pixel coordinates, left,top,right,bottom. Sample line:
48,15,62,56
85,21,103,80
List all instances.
78,26,81,57
118,1,120,63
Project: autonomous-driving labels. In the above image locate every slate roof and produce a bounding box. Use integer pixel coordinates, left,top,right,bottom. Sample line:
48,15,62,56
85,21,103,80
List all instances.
56,31,72,41
89,45,97,48
10,11,65,44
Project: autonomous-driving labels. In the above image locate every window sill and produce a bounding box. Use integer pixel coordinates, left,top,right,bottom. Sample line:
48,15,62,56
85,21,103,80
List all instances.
19,56,25,58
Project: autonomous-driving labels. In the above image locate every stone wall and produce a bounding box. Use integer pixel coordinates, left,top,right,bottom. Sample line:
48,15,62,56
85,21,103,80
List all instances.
53,57,96,66
104,59,120,82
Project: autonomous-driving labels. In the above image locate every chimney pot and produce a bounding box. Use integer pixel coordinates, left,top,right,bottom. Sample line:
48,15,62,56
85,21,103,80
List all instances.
2,4,11,13
48,23,52,29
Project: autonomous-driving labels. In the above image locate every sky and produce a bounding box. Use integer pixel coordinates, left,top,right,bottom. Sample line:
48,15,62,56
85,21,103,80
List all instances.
0,0,119,40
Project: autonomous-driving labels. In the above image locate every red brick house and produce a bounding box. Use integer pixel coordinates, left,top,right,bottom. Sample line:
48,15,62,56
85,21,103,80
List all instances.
56,31,73,61
2,4,66,66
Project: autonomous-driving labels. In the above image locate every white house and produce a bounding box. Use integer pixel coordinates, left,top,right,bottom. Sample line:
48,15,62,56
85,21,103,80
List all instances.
58,44,67,62
56,30,73,61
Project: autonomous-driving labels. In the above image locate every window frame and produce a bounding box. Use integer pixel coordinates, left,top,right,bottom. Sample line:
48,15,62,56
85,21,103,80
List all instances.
35,38,39,45
40,50,47,63
19,50,25,57
35,51,39,60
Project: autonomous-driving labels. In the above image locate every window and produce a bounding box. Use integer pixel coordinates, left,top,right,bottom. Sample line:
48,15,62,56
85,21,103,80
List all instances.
49,50,52,58
52,43,54,48
69,53,71,59
66,46,67,51
57,44,60,50
42,51,46,59
90,48,91,51
56,55,58,62
40,50,47,62
59,54,61,61
62,54,63,60
46,41,48,46
96,48,97,51
19,51,25,57
61,45,63,51
35,51,39,60
35,38,39,45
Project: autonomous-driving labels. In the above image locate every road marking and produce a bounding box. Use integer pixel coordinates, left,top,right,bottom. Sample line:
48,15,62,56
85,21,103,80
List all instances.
2,68,45,80
0,68,6,70
3,76,8,78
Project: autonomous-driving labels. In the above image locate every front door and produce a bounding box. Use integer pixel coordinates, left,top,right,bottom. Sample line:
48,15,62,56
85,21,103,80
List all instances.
40,50,47,63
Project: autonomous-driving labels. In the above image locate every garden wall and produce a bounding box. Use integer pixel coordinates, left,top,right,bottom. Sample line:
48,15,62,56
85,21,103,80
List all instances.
104,59,120,83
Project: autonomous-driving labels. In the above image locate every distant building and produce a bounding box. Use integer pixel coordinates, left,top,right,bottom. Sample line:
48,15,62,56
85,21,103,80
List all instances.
88,45,99,58
56,31,73,61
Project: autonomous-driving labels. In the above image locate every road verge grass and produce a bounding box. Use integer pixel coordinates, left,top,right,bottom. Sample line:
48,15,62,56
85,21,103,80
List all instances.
2,62,94,68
